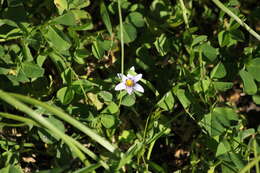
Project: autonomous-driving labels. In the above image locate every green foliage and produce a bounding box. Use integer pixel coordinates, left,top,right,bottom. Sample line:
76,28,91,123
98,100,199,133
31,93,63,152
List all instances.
0,0,260,172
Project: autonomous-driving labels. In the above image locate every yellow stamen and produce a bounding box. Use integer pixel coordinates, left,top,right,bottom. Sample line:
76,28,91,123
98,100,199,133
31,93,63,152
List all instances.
125,79,134,87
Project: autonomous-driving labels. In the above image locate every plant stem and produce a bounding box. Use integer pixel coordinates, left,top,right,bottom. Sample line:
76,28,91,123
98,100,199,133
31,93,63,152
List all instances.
0,110,109,169
212,0,260,41
118,0,124,74
179,0,189,28
0,90,88,165
253,138,260,173
0,112,38,126
239,155,260,173
10,92,117,153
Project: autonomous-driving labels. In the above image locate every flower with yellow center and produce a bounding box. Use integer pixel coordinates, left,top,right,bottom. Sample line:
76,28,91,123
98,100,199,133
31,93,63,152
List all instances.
115,70,144,95
125,79,134,87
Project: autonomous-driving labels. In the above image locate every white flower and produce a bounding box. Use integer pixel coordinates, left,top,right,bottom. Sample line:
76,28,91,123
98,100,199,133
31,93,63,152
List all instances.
115,73,144,95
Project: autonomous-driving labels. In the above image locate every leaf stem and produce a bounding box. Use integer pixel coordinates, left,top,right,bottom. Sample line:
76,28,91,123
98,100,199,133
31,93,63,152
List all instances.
212,0,260,41
118,0,124,74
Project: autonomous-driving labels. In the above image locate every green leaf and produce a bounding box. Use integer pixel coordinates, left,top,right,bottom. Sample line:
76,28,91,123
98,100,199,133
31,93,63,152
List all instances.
107,102,119,114
101,114,115,128
49,116,65,132
21,62,44,78
101,102,118,115
100,1,113,36
126,12,145,27
73,164,101,173
117,23,137,43
92,39,105,59
121,94,136,107
214,107,238,126
229,29,245,42
202,79,211,92
0,165,23,173
253,95,260,105
213,82,233,91
37,55,47,67
75,49,91,58
43,26,71,52
69,0,90,9
61,68,73,85
48,52,67,73
229,153,245,170
216,140,231,157
98,91,113,102
200,112,220,137
246,58,260,82
52,11,76,26
174,88,191,109
21,41,33,62
191,35,207,47
119,130,136,143
239,128,255,140
71,80,95,94
44,116,65,140
200,107,238,137
54,0,68,14
71,22,93,31
148,161,167,173
0,67,9,75
218,31,230,47
239,69,257,95
211,62,227,79
70,10,93,30
74,49,91,64
201,42,219,61
157,91,174,111
14,69,29,83
56,87,75,104
154,34,170,56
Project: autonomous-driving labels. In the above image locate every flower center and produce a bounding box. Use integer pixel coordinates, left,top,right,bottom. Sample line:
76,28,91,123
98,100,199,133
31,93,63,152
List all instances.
125,79,134,87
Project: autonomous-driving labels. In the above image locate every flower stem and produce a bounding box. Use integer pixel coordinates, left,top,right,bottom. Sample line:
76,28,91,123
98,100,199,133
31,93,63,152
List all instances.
118,0,124,74
212,0,260,41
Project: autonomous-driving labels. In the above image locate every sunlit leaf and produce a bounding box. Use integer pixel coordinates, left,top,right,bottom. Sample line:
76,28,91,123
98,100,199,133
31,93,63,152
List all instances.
117,23,137,43
157,91,174,111
54,0,68,14
239,69,257,95
246,58,260,82
100,1,113,36
57,87,75,104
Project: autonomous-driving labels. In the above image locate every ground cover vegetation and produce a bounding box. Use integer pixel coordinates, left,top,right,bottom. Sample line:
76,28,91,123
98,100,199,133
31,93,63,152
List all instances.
0,0,260,172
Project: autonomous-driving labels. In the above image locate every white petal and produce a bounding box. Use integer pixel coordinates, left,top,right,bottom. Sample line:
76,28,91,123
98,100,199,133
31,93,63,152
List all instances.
133,74,142,82
126,87,133,94
118,73,127,82
115,83,126,91
130,66,135,71
133,83,144,93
